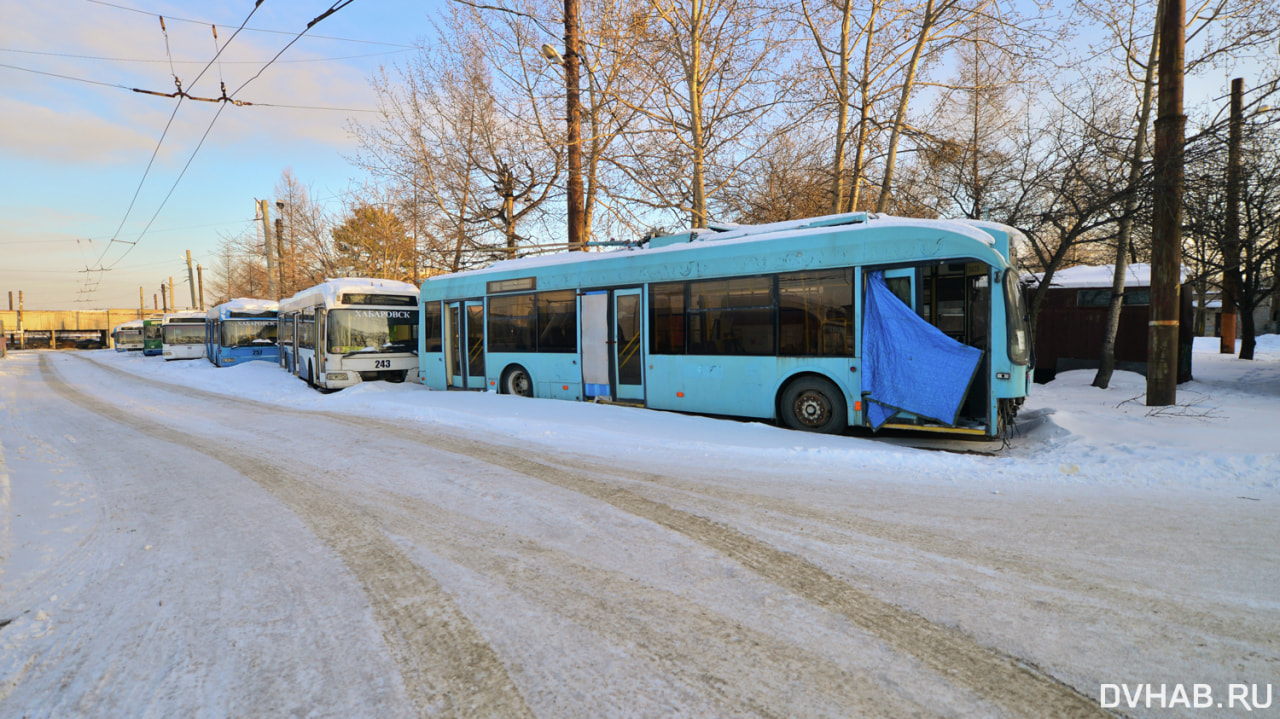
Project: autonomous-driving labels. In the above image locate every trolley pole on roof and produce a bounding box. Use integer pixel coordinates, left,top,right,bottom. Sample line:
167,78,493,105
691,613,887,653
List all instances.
1146,0,1186,406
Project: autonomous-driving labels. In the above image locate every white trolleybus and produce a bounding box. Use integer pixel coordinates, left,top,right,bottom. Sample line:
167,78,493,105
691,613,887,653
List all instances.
419,212,1032,437
205,298,279,367
278,278,419,390
161,310,207,360
112,319,145,351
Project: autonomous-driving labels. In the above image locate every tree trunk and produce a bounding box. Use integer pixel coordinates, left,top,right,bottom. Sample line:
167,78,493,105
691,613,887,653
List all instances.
829,0,853,214
876,0,935,213
687,0,708,227
1093,6,1160,390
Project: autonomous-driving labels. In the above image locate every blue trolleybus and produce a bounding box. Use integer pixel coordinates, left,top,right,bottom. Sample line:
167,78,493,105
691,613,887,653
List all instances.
278,278,419,390
205,299,279,367
418,212,1032,436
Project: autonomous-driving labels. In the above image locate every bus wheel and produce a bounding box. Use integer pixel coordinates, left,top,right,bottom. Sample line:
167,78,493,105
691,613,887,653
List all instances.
780,377,848,434
501,365,533,397
306,361,316,388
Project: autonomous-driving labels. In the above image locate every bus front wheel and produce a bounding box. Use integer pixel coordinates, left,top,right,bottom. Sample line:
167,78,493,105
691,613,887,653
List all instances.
501,365,533,397
780,377,848,434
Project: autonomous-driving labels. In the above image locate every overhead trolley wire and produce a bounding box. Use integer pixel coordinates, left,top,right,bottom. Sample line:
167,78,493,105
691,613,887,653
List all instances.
97,0,363,274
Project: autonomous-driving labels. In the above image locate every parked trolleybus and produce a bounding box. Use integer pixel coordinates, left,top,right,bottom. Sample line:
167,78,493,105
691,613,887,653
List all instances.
113,319,145,352
278,278,419,390
205,298,279,367
161,310,208,361
142,315,165,356
419,212,1032,437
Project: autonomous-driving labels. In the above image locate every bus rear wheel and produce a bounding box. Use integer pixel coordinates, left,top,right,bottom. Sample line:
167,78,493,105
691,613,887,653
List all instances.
501,365,533,397
780,377,848,434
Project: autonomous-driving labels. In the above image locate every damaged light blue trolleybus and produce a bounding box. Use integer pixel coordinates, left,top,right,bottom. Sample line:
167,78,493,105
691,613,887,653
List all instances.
418,212,1032,437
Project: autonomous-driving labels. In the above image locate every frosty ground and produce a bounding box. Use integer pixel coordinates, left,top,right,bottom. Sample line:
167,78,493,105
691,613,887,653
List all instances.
0,337,1276,718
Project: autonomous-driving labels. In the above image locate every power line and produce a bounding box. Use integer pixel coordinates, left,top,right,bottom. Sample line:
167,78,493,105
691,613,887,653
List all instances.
0,62,131,90
0,47,409,65
83,0,413,48
96,0,364,277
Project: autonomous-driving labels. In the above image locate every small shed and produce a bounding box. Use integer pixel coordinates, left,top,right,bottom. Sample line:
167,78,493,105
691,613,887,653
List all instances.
1024,263,1193,383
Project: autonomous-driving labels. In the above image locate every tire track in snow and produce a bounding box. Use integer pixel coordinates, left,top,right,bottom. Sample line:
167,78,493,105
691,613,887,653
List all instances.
66,354,1106,716
40,356,532,719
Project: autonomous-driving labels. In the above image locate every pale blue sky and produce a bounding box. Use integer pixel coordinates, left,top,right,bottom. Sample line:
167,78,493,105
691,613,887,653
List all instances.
1,0,442,310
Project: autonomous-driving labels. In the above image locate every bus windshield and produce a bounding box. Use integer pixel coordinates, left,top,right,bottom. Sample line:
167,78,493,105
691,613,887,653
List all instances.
163,324,206,345
221,319,277,347
144,324,161,341
327,308,418,355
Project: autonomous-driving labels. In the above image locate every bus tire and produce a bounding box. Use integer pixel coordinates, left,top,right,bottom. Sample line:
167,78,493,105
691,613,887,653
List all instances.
501,365,533,397
780,376,848,434
306,361,316,388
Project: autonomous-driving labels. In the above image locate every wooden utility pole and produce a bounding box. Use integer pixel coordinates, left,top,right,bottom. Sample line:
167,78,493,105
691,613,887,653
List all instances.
168,276,176,311
1146,0,1185,406
197,264,205,310
139,286,145,317
160,284,168,313
259,199,277,300
1220,78,1244,354
186,250,198,309
275,215,286,296
564,0,585,251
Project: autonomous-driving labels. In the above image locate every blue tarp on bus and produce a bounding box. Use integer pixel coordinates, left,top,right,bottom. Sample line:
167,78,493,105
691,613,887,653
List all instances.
863,271,982,429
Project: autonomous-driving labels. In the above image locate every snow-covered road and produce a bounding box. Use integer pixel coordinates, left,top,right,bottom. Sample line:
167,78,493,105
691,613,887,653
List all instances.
1,348,1276,717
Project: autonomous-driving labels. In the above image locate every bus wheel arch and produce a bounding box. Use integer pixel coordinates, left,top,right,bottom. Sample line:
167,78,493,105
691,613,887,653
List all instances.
500,364,534,397
777,374,848,434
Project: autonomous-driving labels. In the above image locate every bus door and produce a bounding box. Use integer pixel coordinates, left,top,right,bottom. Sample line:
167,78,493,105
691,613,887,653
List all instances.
613,289,644,402
445,300,486,389
582,289,645,402
315,308,327,377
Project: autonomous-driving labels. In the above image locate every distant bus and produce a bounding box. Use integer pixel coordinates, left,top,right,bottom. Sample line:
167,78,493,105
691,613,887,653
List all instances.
278,278,419,390
419,212,1032,437
112,319,145,352
205,299,279,367
161,310,208,361
142,315,165,356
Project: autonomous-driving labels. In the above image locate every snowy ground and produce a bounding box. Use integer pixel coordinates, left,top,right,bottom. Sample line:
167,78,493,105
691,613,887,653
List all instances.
0,337,1276,718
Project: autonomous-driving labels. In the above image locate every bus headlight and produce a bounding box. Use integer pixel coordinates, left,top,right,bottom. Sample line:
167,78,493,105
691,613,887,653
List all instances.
326,372,350,381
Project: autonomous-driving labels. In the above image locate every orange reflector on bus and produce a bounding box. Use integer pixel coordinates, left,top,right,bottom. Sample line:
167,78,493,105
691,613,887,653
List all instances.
676,391,684,398
854,401,862,411
563,385,569,390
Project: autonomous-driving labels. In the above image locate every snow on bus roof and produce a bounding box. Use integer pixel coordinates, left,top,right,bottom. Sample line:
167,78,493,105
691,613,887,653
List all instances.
207,298,279,319
281,277,419,309
436,214,1002,280
1023,263,1188,289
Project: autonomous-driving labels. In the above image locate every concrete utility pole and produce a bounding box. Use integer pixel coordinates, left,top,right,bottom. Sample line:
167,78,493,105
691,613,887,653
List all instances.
1220,77,1244,354
139,286,145,317
161,284,168,313
186,250,198,309
7,291,11,311
1146,0,1186,406
196,264,205,310
564,0,585,252
169,277,176,311
259,199,277,300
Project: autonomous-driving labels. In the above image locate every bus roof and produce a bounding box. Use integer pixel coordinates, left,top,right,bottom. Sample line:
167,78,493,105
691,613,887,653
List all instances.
207,298,279,320
422,213,1016,298
113,319,144,331
163,310,207,323
279,277,419,314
